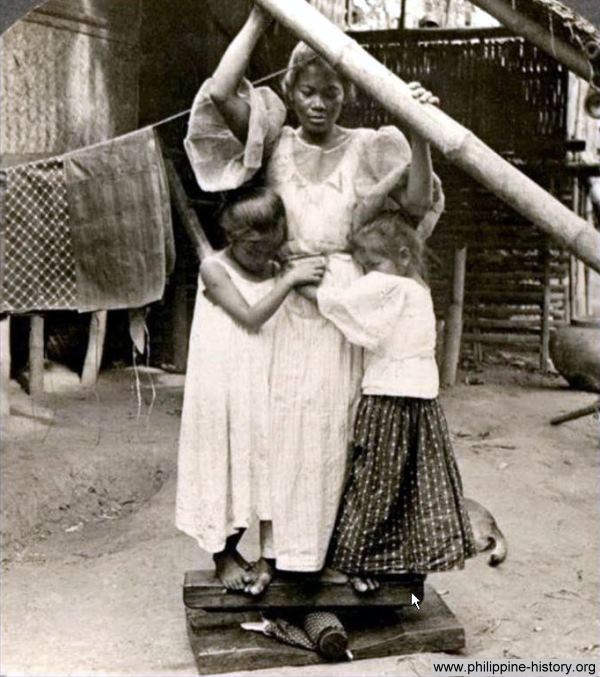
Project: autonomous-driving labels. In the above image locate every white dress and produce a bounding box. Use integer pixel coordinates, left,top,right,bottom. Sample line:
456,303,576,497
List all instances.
175,255,276,553
184,79,445,570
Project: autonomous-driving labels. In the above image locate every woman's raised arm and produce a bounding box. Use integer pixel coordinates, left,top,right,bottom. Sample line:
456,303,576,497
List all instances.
390,82,438,219
208,7,272,143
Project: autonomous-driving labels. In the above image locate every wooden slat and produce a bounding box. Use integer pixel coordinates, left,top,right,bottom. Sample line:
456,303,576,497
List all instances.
465,318,541,330
183,570,423,611
463,332,539,345
81,311,107,387
464,305,562,318
0,316,10,429
28,315,44,395
185,585,464,674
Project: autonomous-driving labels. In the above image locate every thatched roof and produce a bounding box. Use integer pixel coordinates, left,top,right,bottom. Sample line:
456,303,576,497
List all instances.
499,0,599,56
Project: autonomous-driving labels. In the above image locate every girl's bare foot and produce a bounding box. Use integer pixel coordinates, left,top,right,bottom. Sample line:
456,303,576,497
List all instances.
319,567,349,584
214,551,253,591
350,576,380,594
233,550,252,572
244,557,275,595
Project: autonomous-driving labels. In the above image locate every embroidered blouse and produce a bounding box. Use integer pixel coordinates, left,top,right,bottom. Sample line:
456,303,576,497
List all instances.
184,78,445,255
317,272,439,399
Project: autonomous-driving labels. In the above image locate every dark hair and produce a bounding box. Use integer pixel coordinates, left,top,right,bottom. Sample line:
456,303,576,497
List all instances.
220,188,286,245
349,211,427,278
281,42,355,105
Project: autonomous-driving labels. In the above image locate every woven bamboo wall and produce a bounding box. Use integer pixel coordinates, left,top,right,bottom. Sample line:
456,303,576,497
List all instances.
344,29,569,157
341,29,572,358
0,0,141,161
426,166,571,354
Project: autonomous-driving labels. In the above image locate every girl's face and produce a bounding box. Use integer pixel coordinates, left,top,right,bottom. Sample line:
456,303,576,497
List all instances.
291,63,345,138
354,243,410,276
230,229,283,274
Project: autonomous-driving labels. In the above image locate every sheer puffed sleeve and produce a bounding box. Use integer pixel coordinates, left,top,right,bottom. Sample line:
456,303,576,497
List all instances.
184,78,287,192
317,272,406,351
356,126,445,241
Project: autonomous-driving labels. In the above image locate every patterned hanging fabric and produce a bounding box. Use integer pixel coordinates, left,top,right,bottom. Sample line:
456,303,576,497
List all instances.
0,128,173,314
0,158,77,312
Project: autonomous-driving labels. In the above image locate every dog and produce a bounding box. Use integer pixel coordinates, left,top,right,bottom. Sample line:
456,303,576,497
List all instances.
465,498,507,566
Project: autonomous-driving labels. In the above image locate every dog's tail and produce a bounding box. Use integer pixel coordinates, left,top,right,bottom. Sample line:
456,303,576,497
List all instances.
487,527,507,567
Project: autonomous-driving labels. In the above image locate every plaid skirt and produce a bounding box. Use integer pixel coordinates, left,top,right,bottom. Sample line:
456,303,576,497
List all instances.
329,395,477,575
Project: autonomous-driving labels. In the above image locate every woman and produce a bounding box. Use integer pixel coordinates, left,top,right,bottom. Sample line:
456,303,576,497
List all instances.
183,5,444,593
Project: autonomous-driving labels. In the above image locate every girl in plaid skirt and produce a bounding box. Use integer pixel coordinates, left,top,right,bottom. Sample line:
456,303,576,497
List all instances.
302,210,476,592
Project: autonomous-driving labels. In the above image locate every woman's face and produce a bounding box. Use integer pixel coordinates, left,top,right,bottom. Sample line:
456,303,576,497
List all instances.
291,63,345,138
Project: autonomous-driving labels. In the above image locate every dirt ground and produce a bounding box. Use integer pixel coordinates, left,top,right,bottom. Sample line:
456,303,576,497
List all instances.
1,362,599,676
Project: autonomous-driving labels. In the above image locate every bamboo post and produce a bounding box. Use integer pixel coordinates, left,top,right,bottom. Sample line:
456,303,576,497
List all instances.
550,399,600,426
468,0,593,82
164,159,214,262
28,314,44,395
255,0,600,273
442,245,467,386
172,256,189,372
81,311,107,387
435,318,445,371
540,245,551,372
571,177,587,319
0,316,10,430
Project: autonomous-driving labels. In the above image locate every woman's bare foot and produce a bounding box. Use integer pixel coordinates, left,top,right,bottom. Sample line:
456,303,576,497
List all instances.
244,557,275,596
214,550,253,591
350,576,380,594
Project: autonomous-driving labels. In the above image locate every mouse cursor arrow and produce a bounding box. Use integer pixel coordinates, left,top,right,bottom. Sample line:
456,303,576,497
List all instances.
411,593,420,610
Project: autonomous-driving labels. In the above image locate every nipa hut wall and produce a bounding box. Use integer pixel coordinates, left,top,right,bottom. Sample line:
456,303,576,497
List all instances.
0,0,141,162
342,29,572,357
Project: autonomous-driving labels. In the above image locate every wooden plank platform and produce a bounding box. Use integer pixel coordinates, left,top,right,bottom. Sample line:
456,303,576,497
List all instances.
185,585,464,674
183,570,424,611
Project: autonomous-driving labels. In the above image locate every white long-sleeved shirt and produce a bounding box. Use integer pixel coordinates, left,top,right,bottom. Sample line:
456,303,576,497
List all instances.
317,272,439,399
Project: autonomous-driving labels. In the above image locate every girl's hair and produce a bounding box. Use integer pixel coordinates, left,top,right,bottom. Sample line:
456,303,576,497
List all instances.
220,188,286,244
281,42,355,105
349,211,427,278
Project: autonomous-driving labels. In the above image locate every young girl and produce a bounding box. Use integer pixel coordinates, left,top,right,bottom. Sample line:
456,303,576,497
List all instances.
305,211,476,592
176,188,325,594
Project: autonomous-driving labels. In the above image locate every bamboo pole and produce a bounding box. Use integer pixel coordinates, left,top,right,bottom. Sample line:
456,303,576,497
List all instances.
540,245,551,372
0,316,10,431
550,399,600,426
172,257,189,372
164,159,214,262
81,311,107,387
28,314,44,395
255,0,600,273
442,245,467,386
467,0,593,82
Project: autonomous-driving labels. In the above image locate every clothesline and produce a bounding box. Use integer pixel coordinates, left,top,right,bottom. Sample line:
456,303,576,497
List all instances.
4,66,295,173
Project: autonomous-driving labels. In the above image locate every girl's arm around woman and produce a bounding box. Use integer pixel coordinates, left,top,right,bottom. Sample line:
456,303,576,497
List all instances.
201,256,325,332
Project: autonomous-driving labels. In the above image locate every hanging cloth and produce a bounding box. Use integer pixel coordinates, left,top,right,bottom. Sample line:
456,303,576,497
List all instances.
64,127,174,312
0,128,174,313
